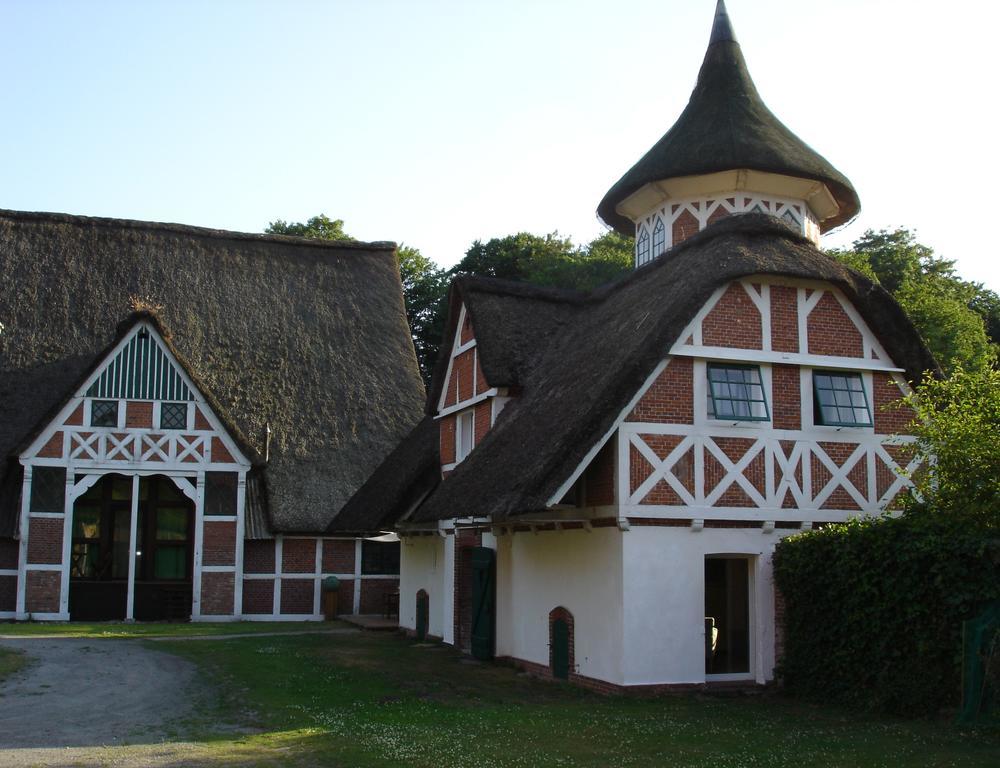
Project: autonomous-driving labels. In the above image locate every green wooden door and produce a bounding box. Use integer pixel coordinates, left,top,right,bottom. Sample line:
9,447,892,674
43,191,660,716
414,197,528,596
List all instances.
415,592,429,641
470,547,496,660
552,618,570,679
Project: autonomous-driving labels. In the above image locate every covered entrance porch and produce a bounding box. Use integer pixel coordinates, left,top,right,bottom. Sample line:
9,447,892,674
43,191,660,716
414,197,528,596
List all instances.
69,473,195,621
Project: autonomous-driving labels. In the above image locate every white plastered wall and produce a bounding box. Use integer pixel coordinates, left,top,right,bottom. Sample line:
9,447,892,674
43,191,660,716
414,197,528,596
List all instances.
496,527,624,684
399,535,452,640
621,526,799,686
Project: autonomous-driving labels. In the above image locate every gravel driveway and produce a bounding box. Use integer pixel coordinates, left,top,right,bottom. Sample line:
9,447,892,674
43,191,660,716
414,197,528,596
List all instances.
0,637,205,751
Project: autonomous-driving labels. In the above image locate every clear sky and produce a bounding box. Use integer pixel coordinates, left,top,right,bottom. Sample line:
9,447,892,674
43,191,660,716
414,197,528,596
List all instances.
1,0,997,288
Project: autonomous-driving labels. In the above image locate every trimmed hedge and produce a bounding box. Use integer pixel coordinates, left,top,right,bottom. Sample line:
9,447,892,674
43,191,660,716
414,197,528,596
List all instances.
773,515,1000,716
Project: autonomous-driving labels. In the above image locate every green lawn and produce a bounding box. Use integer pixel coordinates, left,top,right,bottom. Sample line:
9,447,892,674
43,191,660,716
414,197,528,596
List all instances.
0,620,342,639
148,631,998,768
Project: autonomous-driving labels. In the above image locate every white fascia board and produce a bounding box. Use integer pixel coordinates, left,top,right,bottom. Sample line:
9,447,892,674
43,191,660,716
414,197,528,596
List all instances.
435,388,499,419
669,346,905,373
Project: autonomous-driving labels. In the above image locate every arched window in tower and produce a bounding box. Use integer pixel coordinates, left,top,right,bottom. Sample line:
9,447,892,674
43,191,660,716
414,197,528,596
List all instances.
781,208,801,232
636,226,650,266
651,217,665,259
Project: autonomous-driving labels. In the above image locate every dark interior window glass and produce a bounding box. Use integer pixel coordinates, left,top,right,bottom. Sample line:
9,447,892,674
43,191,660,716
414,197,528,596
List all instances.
159,402,188,430
30,466,66,513
361,540,401,575
813,372,872,427
90,400,118,427
707,364,769,421
204,472,238,516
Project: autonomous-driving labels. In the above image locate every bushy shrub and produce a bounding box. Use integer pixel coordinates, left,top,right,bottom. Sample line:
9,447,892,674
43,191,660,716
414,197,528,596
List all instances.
773,515,1000,716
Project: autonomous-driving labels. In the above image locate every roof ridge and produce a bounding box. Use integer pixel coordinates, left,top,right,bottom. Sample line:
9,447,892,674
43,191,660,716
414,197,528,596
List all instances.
0,208,396,252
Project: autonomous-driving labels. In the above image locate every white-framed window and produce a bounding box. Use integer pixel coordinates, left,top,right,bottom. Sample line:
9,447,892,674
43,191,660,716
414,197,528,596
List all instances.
636,226,650,267
456,410,475,462
652,217,666,259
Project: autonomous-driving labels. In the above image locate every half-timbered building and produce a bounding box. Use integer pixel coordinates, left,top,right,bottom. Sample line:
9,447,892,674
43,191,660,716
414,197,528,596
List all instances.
343,1,937,691
0,210,424,621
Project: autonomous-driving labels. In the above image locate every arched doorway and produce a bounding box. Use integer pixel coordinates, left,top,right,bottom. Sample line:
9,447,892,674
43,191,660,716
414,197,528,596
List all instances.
69,474,194,621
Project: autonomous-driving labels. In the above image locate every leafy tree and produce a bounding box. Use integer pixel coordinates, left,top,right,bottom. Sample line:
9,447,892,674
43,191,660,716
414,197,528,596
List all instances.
903,366,1000,530
828,228,996,373
264,215,446,382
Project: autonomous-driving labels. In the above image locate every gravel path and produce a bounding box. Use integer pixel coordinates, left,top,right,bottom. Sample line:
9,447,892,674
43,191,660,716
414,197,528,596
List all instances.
0,637,206,752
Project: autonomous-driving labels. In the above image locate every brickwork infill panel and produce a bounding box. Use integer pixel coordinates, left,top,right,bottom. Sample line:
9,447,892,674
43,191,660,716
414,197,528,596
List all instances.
202,520,236,566
280,579,314,615
703,283,763,349
0,538,18,569
322,540,355,574
26,571,60,613
242,579,274,614
201,572,234,615
627,357,693,424
585,440,615,506
873,373,915,434
36,432,63,458
0,575,17,611
453,349,475,403
771,364,801,430
282,538,317,573
474,401,491,446
360,578,398,614
27,517,63,565
806,292,863,357
440,415,456,465
770,285,799,353
243,540,275,573
125,401,153,429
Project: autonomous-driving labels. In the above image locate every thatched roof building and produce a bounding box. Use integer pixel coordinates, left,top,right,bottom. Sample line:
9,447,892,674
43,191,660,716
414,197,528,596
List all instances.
0,209,425,538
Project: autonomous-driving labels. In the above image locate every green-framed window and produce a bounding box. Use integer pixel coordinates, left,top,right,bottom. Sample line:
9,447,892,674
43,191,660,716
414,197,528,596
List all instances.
813,371,872,427
707,364,769,421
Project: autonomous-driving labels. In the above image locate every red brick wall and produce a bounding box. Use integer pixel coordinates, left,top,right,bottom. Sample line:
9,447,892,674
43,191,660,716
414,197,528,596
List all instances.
703,283,763,350
584,440,615,506
201,572,234,615
806,292,863,357
475,353,489,393
627,357,693,424
672,209,699,245
125,401,153,429
202,520,236,566
460,310,475,345
211,437,235,464
771,364,801,430
453,349,475,402
282,538,317,574
360,578,397,614
873,373,915,434
440,415,456,465
243,540,275,574
64,403,84,426
27,518,63,565
0,575,16,612
337,579,355,615
770,285,799,353
36,432,63,458
474,401,491,446
194,406,212,431
26,571,60,613
241,578,274,614
323,540,355,573
280,578,314,614
0,538,18,569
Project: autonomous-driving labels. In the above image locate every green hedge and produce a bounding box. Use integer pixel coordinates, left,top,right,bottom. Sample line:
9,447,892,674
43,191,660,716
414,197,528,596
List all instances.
772,514,1000,716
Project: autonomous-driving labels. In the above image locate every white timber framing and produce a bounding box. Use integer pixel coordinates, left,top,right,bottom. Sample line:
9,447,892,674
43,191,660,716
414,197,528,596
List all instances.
15,320,253,622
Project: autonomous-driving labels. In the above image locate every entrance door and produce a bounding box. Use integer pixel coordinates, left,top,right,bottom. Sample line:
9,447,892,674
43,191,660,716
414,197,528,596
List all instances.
69,475,133,620
470,547,496,661
133,476,194,621
704,557,751,676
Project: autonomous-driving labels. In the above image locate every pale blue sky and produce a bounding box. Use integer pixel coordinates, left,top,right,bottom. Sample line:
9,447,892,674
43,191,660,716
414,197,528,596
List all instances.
2,1,997,288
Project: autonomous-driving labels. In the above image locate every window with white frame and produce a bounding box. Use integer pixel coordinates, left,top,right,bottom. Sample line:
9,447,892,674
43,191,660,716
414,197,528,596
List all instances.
707,364,769,421
651,217,666,259
813,371,872,427
636,226,650,266
90,399,119,427
456,410,475,462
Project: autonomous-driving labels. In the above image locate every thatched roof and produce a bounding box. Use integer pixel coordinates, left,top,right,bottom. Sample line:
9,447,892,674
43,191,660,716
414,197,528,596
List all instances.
404,214,935,524
597,0,860,236
0,209,425,537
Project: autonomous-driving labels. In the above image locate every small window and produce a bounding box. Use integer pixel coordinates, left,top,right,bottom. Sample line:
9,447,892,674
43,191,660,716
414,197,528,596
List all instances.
90,400,118,427
159,402,188,430
456,410,475,462
652,217,666,259
30,466,67,513
636,226,650,266
361,540,400,575
204,472,238,516
813,372,872,427
707,365,769,421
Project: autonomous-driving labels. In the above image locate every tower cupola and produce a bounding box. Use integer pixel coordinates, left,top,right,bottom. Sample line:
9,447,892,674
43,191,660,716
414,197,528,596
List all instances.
598,0,860,267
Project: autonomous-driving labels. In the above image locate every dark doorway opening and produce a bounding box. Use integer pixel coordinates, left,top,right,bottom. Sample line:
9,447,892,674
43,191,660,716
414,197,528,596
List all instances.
415,590,429,641
704,556,751,675
69,474,193,621
470,546,496,661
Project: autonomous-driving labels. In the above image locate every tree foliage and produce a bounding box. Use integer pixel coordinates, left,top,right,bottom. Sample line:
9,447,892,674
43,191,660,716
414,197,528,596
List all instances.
265,214,352,241
828,228,997,372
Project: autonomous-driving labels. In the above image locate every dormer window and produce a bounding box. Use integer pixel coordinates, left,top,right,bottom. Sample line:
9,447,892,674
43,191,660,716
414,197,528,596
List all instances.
707,364,769,421
813,372,872,427
651,217,666,260
90,400,119,428
636,226,650,267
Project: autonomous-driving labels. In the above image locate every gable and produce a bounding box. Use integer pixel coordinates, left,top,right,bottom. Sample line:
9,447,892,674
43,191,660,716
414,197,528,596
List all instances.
85,329,194,402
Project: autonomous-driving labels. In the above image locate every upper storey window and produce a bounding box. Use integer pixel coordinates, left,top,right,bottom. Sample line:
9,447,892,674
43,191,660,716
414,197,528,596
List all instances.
813,372,872,427
456,410,475,463
159,402,188,430
707,364,769,421
636,226,650,267
651,218,665,260
90,400,119,427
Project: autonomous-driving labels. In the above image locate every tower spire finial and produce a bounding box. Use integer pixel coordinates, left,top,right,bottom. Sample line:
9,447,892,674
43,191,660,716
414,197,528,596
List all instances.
709,0,737,45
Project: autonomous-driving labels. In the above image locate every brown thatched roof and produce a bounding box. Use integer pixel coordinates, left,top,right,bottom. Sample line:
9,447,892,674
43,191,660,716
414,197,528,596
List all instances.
597,1,860,236
0,209,425,537
405,214,935,524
